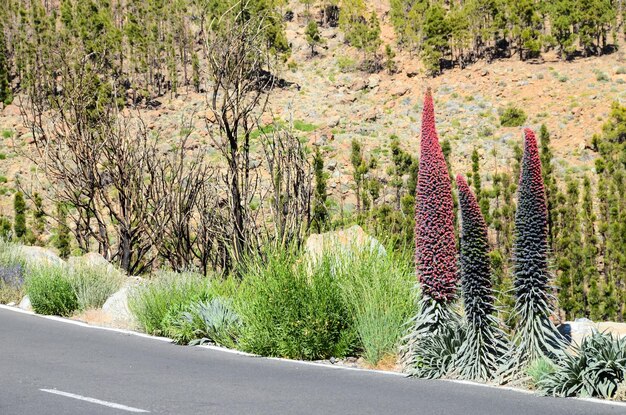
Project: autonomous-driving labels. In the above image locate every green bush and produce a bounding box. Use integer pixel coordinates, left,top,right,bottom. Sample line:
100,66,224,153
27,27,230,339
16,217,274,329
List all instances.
129,270,212,335
539,331,626,398
334,249,415,364
499,106,528,127
236,249,355,360
596,71,610,82
293,119,317,132
68,262,124,310
26,265,78,316
337,56,357,72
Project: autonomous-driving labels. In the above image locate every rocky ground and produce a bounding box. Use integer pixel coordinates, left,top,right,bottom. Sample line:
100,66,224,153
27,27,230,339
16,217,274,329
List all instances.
1,6,626,216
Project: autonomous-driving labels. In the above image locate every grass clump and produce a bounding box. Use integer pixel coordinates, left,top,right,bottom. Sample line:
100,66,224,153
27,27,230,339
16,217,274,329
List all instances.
26,265,78,316
236,249,355,360
499,106,527,127
334,249,415,365
129,270,211,336
526,357,556,389
68,262,124,310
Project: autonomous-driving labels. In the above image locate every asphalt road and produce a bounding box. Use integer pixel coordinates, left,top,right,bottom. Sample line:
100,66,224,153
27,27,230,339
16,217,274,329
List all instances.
1,307,623,415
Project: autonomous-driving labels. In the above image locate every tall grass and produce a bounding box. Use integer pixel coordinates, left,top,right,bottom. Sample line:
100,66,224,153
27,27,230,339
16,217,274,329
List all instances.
333,248,416,365
67,262,124,310
128,270,212,335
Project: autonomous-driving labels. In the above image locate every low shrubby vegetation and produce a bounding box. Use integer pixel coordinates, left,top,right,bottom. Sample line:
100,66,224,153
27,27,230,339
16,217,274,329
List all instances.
235,249,355,360
129,271,212,336
67,262,124,310
127,246,415,365
0,240,25,304
26,265,78,317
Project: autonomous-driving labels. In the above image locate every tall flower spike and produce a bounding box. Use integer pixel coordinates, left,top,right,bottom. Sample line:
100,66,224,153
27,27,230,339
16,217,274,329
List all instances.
456,175,508,381
402,89,460,378
503,128,565,378
414,88,458,302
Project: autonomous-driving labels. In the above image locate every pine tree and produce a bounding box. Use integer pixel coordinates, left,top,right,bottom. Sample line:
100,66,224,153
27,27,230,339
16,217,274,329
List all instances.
32,192,46,246
0,21,12,105
312,146,329,233
582,176,602,320
13,191,26,239
305,20,323,56
539,124,558,251
54,202,70,258
350,139,367,214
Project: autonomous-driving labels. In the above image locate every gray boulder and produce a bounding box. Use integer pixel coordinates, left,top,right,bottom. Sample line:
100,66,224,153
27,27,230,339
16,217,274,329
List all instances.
19,246,64,267
304,225,386,268
101,282,140,329
18,295,32,312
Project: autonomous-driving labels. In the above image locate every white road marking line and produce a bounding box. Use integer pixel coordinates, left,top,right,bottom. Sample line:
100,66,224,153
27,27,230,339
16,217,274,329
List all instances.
40,389,149,413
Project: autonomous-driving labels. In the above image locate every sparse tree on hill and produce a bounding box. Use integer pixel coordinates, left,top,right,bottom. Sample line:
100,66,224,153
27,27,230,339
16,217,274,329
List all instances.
305,20,323,56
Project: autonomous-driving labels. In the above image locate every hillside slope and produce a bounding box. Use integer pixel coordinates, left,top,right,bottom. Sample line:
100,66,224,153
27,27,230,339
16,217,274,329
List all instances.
1,5,625,214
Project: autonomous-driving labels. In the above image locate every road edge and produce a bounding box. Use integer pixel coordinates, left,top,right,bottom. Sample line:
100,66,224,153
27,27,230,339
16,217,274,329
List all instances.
3,303,626,409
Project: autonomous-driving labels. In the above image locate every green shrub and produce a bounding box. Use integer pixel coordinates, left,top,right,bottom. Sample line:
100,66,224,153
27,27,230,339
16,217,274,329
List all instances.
337,56,357,72
539,331,626,398
334,249,415,364
68,262,124,310
26,265,78,316
128,270,212,335
499,106,527,127
293,119,317,132
596,71,610,82
236,249,355,360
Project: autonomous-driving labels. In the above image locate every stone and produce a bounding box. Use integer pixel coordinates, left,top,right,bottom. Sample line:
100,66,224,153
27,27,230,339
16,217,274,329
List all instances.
68,252,110,268
19,295,32,312
390,85,410,98
327,116,341,128
101,283,139,329
350,78,367,92
367,75,380,89
19,246,64,267
363,109,378,122
304,225,386,268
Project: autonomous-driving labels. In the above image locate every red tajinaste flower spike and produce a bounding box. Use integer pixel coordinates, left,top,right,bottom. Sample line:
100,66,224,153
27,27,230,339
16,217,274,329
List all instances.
414,89,457,302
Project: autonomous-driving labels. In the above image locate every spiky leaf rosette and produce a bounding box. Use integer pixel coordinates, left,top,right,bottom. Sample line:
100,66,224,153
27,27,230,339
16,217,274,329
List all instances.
414,88,458,302
456,175,509,381
401,296,462,378
505,129,566,377
401,89,459,376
